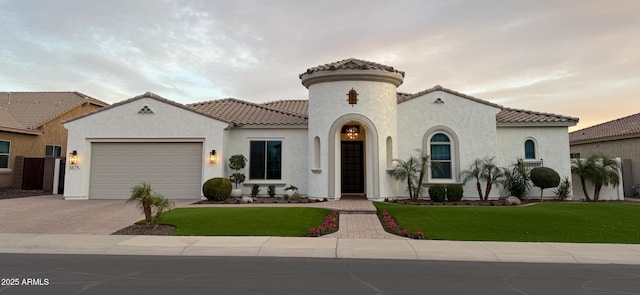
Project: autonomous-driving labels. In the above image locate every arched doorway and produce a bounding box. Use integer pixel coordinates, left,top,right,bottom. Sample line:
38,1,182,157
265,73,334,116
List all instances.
328,114,379,200
340,122,365,195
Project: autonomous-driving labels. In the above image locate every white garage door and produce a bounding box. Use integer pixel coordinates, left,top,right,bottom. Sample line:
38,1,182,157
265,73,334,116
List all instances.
90,142,203,199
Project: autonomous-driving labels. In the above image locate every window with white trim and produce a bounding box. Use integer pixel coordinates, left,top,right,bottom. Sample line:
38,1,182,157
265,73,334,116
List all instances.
430,133,452,179
45,145,62,157
0,140,10,169
249,140,282,179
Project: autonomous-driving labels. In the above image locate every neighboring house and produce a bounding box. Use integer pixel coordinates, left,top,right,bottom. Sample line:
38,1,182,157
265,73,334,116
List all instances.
0,92,107,190
570,112,640,197
63,58,578,200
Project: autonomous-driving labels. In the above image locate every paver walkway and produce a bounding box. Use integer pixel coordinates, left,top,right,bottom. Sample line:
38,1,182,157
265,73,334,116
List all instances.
187,199,402,239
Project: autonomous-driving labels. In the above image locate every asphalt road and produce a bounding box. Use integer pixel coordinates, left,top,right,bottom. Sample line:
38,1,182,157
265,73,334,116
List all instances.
1,254,639,295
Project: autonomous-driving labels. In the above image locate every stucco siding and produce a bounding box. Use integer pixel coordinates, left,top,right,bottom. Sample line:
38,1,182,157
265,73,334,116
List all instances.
497,126,572,198
571,138,640,196
63,97,228,199
307,80,398,199
397,91,501,199
225,127,308,196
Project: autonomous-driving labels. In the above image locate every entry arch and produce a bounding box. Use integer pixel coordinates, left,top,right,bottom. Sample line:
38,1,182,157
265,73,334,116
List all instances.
328,114,379,199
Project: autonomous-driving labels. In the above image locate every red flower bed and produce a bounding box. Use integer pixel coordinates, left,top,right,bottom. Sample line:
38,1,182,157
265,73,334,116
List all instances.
378,209,424,239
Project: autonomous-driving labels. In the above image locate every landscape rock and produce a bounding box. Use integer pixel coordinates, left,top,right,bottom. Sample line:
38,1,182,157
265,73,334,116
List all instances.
506,196,521,205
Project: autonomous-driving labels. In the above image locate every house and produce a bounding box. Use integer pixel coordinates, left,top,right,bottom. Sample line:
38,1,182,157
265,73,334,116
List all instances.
570,112,640,197
63,58,578,200
0,92,108,190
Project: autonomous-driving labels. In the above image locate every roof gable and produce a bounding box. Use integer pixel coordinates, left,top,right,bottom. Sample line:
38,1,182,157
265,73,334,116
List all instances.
397,85,502,109
570,112,640,143
64,92,231,125
0,92,107,134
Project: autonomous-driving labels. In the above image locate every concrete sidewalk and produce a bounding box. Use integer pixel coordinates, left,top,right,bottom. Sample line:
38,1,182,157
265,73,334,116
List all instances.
2,233,640,265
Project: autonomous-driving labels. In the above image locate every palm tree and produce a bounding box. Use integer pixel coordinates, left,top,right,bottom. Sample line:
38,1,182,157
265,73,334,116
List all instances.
391,157,418,200
591,154,621,201
128,182,171,227
150,196,173,228
571,157,594,201
390,150,429,201
128,183,154,225
571,154,621,201
461,159,484,200
461,157,504,201
482,158,504,200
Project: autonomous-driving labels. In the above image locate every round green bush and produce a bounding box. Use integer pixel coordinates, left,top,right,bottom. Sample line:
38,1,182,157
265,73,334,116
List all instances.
202,178,232,201
530,167,561,190
446,184,464,201
428,185,447,202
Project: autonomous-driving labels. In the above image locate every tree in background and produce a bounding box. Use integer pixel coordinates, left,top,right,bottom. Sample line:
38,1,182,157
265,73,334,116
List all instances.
571,154,621,201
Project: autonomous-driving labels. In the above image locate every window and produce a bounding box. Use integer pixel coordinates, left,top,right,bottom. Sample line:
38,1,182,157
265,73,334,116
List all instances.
0,140,9,168
249,140,282,179
524,139,536,159
430,133,452,179
570,153,581,159
45,145,62,157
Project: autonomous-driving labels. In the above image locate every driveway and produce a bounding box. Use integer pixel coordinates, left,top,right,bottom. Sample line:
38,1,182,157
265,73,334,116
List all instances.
0,195,197,234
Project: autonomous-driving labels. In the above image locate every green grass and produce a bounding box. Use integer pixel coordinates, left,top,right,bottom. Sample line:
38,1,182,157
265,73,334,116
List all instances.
158,207,331,236
374,202,640,243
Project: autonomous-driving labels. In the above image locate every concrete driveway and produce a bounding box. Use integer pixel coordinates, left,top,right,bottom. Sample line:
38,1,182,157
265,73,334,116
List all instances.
0,195,197,234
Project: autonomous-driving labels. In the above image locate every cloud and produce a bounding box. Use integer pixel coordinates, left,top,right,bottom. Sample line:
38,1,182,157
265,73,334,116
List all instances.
0,0,639,129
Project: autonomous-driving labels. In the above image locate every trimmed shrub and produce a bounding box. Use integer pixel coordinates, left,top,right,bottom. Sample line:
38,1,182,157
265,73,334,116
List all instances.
251,184,260,197
554,177,572,200
446,184,464,201
267,185,276,198
428,185,447,202
531,166,561,200
202,178,232,201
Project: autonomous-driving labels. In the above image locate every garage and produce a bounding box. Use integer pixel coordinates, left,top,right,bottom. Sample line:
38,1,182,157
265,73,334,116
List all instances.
89,142,203,199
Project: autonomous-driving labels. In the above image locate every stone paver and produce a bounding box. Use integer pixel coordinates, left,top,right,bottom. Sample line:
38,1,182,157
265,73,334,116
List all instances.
322,214,402,239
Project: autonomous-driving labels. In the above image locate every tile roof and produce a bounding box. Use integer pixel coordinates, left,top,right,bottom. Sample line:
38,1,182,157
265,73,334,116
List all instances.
0,92,108,134
496,107,579,125
261,100,308,116
569,112,640,144
189,98,308,126
299,58,405,78
398,85,577,126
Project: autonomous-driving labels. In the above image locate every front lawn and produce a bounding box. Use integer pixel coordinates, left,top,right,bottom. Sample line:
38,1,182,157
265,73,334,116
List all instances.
374,202,640,243
158,207,332,236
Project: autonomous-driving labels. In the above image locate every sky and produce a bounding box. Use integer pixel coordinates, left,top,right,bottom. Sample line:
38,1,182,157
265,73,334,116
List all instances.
1,0,639,131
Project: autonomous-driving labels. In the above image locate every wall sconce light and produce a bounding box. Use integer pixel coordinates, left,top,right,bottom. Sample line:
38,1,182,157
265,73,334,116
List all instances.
69,150,78,165
209,150,217,164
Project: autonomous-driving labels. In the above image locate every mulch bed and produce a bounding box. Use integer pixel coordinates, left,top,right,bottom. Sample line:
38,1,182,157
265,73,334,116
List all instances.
112,224,176,236
194,196,328,204
0,188,48,200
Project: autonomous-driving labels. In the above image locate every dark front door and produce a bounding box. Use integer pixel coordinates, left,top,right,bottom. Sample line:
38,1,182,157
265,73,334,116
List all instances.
341,141,364,194
22,158,45,190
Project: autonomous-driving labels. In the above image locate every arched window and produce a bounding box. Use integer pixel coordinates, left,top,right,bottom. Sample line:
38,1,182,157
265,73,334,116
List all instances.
430,133,452,179
524,139,536,159
386,136,393,170
313,136,321,169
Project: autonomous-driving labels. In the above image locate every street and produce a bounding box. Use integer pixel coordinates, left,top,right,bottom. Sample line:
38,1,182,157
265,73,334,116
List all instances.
1,254,639,294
